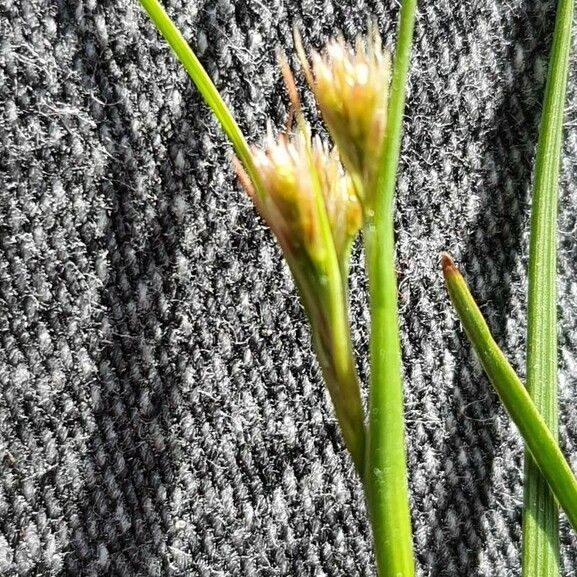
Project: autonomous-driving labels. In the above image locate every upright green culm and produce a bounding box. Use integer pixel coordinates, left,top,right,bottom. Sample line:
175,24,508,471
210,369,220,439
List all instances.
524,1,573,575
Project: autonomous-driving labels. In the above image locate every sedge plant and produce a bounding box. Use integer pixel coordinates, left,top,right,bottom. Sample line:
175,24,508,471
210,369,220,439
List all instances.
138,0,418,574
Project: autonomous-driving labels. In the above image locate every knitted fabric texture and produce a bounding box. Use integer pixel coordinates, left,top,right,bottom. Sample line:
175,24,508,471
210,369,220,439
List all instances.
1,0,577,575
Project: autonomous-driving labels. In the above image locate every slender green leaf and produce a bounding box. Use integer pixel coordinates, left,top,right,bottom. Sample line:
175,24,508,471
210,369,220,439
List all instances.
138,0,262,195
442,254,577,534
524,0,574,574
363,1,417,576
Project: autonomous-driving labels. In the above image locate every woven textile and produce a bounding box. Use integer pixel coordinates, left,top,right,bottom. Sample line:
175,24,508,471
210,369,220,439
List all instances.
1,0,577,575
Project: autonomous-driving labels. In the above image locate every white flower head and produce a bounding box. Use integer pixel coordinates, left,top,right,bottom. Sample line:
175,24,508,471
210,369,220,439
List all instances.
236,123,361,263
296,28,392,199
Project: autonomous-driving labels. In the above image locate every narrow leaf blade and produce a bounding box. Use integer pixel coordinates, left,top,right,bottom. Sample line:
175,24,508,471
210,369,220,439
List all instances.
442,254,577,534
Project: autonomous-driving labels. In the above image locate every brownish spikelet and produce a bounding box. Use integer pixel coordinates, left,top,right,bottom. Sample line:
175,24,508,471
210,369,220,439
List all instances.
233,156,257,200
278,53,302,117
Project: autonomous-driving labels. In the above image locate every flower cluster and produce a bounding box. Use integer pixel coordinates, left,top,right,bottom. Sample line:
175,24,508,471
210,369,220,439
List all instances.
234,30,391,474
297,29,391,200
238,30,390,268
240,125,361,265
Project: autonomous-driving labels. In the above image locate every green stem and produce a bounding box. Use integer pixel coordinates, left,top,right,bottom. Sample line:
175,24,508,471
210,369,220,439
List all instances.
524,1,573,575
306,138,367,476
309,301,366,476
138,0,262,194
322,281,366,476
364,1,417,576
442,254,577,534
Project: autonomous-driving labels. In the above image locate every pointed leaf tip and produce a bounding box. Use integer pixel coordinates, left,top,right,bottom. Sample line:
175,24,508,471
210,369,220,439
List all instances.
440,252,458,275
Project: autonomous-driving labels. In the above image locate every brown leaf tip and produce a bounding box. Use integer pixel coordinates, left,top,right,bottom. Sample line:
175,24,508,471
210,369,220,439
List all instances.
440,252,458,275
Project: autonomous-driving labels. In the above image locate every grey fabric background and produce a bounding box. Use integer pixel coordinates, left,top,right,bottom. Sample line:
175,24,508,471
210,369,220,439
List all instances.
1,0,577,575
